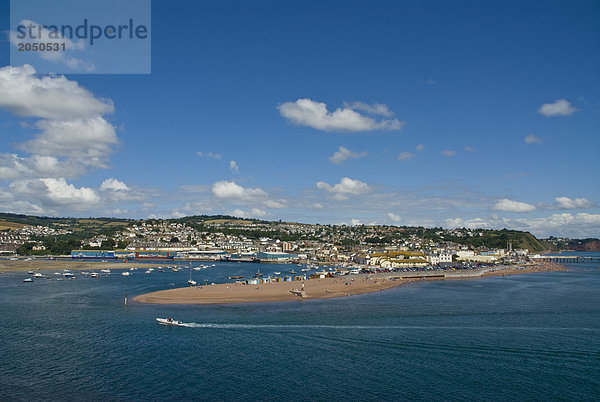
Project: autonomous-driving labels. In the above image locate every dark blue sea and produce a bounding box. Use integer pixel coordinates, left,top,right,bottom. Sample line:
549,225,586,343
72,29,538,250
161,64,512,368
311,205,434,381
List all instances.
1,255,599,401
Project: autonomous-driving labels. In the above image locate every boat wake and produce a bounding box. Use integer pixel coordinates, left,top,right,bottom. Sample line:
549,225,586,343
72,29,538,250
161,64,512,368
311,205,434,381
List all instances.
168,323,600,331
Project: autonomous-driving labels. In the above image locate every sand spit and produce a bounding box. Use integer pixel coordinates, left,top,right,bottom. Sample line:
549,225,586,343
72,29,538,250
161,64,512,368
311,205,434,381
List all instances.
134,263,566,305
0,259,164,272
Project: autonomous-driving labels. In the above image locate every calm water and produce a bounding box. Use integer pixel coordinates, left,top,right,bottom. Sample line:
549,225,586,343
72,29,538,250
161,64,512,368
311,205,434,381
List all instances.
1,257,599,401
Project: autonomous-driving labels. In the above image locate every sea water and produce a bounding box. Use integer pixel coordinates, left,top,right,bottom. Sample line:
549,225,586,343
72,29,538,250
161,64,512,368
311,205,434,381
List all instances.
0,256,598,401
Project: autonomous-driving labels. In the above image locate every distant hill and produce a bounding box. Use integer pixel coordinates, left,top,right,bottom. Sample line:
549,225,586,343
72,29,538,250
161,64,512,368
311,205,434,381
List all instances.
0,213,133,237
1,212,589,253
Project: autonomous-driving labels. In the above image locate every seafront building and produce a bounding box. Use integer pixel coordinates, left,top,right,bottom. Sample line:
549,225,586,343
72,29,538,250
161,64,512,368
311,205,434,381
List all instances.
5,218,534,266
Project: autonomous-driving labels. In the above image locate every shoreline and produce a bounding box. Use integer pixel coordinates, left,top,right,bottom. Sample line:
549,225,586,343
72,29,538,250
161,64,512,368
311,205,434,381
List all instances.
133,263,567,305
0,259,167,272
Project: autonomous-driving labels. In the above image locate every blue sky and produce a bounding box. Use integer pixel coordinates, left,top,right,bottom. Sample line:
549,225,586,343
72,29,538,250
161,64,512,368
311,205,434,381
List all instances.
0,0,599,237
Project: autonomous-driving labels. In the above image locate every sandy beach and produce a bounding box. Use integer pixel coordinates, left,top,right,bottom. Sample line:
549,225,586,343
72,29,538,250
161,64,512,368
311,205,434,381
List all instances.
0,259,163,272
133,263,566,305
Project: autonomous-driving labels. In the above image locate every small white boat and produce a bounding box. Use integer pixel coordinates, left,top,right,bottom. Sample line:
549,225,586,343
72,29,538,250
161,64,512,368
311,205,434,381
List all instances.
100,269,111,274
121,271,130,276
187,280,197,285
145,269,152,274
156,317,184,326
90,272,98,278
33,272,45,278
63,270,75,278
23,278,33,283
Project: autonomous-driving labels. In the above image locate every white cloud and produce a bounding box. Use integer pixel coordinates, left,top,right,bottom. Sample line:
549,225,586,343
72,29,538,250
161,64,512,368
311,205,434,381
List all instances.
445,217,489,229
24,117,118,168
493,199,537,212
264,199,287,208
350,218,362,226
10,178,99,209
229,160,239,173
416,144,425,151
554,196,594,210
465,146,475,152
278,98,405,132
211,180,286,210
387,212,402,222
197,152,222,160
525,134,542,144
0,153,83,180
343,101,394,117
525,213,600,236
441,150,456,157
0,65,111,120
0,66,125,214
212,181,268,200
316,177,370,197
230,208,267,219
538,99,577,116
447,213,600,238
100,178,129,191
329,146,367,164
9,20,93,71
397,151,414,161
0,65,117,171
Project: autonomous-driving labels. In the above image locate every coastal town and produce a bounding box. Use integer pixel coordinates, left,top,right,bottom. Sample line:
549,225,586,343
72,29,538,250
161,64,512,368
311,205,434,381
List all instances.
1,215,573,269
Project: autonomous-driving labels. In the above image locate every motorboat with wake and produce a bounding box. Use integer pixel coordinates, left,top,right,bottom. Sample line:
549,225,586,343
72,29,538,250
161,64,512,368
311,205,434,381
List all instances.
156,317,185,326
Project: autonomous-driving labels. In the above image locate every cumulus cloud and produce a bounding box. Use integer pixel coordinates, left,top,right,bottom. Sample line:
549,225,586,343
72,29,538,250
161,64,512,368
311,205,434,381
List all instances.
0,65,111,120
263,199,287,208
465,146,475,152
0,153,83,180
350,218,362,226
100,178,129,191
316,177,370,197
212,181,268,200
9,178,99,211
538,99,577,116
397,151,414,161
525,134,542,144
329,146,367,164
447,213,600,238
441,150,456,157
229,160,239,173
0,65,117,170
343,101,394,117
493,198,537,212
231,208,267,219
23,117,118,168
554,196,594,210
0,65,126,214
278,98,405,132
416,144,425,151
445,217,489,229
211,180,286,211
387,212,402,222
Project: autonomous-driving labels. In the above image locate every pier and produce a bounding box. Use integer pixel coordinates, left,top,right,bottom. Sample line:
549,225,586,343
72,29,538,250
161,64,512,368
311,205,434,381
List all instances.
530,256,600,264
